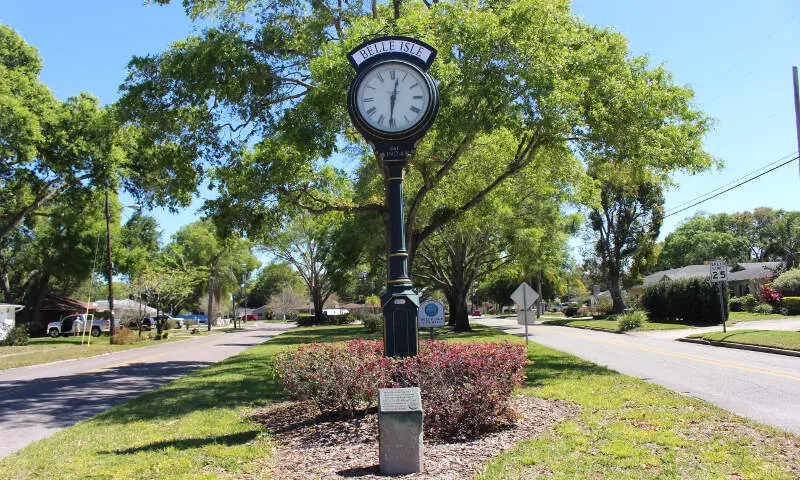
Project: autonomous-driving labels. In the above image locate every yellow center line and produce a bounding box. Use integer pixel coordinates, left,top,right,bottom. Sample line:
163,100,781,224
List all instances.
545,327,800,383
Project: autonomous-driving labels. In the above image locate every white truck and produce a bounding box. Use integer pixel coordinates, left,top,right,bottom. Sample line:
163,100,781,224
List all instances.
47,314,116,338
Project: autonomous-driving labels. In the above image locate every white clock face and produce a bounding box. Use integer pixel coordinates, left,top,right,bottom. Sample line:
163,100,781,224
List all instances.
355,62,430,133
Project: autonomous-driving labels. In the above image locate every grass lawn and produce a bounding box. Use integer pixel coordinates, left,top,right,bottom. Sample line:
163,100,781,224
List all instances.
728,311,791,325
0,328,224,370
543,317,694,332
687,329,800,351
1,324,798,479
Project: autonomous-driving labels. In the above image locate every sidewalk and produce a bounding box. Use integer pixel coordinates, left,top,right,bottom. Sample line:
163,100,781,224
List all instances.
628,317,800,340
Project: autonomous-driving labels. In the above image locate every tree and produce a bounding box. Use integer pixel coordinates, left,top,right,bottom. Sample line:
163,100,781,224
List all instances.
166,220,259,327
579,51,715,313
659,214,749,269
269,282,307,321
261,211,340,323
416,224,510,331
766,211,800,269
5,191,109,334
588,179,665,313
117,212,162,279
248,261,303,307
121,0,712,293
130,264,204,334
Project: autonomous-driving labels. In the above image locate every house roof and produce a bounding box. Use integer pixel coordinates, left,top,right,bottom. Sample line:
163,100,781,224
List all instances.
39,294,107,312
727,262,781,282
94,299,156,315
643,262,781,286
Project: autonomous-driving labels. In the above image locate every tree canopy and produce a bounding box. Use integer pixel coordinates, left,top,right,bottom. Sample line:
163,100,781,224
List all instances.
120,0,713,291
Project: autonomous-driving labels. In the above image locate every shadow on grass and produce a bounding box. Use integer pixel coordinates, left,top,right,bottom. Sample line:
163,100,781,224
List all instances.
94,353,287,425
265,326,381,346
525,349,615,387
101,430,261,455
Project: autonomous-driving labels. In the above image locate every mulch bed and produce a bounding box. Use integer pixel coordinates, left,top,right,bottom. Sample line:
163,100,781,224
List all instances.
248,395,579,479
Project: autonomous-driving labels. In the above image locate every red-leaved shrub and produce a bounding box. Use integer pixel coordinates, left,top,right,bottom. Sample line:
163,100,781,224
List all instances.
393,341,527,438
273,339,393,415
273,339,528,439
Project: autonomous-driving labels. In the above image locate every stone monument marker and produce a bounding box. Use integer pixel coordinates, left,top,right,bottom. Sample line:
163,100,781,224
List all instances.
378,387,423,474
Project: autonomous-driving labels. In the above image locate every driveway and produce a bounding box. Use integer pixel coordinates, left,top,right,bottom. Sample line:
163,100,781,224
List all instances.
475,316,800,435
0,322,294,459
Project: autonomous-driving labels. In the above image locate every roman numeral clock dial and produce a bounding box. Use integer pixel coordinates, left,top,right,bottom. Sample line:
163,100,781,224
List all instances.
355,61,432,135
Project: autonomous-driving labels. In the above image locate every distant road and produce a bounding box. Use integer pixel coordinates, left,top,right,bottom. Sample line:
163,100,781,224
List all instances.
476,317,800,435
0,323,294,458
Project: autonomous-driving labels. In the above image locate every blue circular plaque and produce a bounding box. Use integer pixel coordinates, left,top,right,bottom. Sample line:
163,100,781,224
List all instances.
424,303,438,316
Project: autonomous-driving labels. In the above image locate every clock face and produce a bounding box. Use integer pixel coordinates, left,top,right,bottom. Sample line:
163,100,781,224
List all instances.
355,62,431,134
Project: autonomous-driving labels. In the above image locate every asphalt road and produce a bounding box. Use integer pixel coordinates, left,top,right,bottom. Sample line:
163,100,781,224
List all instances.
0,322,294,459
476,317,800,435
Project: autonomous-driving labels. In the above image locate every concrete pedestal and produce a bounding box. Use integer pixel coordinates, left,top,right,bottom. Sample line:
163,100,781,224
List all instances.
378,387,423,475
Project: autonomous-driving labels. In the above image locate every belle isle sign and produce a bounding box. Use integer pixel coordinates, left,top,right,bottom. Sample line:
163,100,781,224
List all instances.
347,37,436,69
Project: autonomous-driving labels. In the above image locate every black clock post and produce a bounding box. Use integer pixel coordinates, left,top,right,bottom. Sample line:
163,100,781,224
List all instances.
346,36,440,357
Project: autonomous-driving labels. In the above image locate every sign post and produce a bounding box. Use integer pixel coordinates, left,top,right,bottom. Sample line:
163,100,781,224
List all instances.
710,260,729,333
511,282,539,344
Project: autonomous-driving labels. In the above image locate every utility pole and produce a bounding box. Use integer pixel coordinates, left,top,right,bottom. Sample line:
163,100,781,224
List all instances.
105,190,115,343
793,66,800,176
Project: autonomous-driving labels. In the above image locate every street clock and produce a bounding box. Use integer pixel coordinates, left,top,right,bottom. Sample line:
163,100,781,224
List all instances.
347,36,440,162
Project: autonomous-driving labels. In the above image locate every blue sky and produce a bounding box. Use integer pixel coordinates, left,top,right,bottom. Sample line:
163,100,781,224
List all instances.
2,0,799,247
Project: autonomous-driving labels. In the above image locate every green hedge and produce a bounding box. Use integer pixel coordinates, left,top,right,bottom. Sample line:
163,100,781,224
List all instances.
729,294,758,313
783,296,800,315
773,269,800,297
642,277,728,325
296,312,355,326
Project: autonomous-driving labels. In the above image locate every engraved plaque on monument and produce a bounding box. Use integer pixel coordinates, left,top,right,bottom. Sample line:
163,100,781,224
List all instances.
378,387,423,474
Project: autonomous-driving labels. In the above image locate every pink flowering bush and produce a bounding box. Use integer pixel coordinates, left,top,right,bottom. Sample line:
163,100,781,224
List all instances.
273,339,528,439
759,283,782,306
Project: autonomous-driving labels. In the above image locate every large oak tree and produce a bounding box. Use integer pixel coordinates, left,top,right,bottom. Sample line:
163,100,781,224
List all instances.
120,0,713,294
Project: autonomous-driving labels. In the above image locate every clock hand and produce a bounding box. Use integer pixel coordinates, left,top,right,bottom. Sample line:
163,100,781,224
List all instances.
389,79,399,125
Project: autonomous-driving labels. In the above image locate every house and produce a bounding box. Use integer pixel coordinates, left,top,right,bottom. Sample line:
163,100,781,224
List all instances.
35,294,108,334
642,262,781,298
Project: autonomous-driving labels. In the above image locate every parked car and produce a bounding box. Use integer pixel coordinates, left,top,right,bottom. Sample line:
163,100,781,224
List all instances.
239,314,258,322
142,315,183,331
47,314,115,337
471,309,482,317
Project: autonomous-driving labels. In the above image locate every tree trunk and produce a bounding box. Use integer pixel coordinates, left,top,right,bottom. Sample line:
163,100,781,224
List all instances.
1,258,10,303
206,264,214,331
445,288,471,332
608,273,626,314
537,270,543,318
27,274,50,336
312,288,325,324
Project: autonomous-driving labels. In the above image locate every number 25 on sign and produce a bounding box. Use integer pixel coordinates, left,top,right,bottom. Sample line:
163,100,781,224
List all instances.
710,260,728,282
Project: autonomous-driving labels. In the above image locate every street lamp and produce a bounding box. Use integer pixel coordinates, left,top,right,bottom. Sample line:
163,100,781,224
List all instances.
105,192,140,343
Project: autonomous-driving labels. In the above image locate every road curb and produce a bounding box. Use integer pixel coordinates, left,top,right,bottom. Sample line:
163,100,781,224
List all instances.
541,323,624,334
677,337,800,358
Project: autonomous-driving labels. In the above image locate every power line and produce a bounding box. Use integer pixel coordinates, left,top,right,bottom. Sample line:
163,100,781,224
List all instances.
663,154,798,219
570,153,799,253
664,151,798,214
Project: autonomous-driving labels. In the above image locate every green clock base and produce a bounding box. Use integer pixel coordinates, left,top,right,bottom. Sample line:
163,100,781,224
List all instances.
381,292,419,358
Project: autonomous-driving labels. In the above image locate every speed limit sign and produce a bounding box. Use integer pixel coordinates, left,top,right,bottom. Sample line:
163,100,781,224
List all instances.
710,260,728,282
